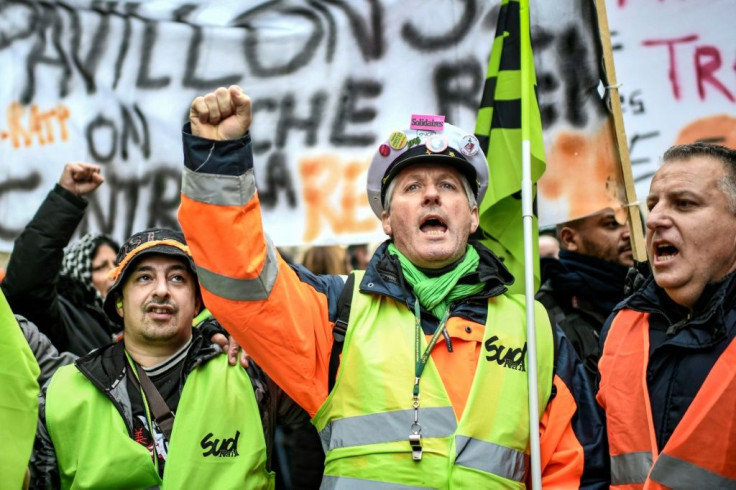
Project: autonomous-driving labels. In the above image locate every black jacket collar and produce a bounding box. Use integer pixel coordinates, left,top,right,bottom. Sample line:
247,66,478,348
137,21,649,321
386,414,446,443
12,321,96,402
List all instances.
540,250,629,317
73,328,220,393
621,269,736,338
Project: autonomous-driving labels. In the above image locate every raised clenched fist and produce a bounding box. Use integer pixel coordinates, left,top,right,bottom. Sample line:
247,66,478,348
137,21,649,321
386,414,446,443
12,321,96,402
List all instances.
189,85,252,141
58,162,104,197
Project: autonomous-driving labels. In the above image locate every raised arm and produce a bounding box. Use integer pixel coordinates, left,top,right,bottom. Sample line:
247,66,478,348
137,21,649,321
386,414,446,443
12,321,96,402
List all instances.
2,163,104,351
179,86,344,416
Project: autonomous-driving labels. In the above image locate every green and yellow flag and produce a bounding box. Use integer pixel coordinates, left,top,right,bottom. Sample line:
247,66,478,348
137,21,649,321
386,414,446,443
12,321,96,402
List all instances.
0,291,40,488
475,0,546,295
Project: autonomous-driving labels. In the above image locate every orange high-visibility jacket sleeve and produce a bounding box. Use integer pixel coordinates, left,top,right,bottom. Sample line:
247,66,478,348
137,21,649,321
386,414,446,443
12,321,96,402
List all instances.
539,330,610,489
179,129,342,416
539,374,585,488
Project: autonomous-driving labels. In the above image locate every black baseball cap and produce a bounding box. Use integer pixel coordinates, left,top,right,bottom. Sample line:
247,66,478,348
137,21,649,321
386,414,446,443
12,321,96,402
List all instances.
102,228,197,323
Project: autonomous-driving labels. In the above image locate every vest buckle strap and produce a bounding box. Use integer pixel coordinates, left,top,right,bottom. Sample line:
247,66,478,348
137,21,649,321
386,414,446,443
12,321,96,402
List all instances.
409,432,422,461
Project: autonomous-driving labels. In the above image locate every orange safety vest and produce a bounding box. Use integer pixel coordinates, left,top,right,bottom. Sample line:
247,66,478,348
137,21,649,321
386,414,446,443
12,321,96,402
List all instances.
597,309,736,489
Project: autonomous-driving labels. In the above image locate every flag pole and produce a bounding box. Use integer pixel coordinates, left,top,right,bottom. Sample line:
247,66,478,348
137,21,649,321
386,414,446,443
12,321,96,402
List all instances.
594,0,646,262
519,0,541,487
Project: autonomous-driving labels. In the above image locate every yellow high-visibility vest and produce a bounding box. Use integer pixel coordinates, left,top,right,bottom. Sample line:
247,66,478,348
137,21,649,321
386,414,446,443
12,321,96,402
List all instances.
313,271,554,489
46,354,274,489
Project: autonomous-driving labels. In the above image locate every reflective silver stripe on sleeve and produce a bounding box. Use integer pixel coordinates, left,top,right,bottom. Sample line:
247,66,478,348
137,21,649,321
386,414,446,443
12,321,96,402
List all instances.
320,407,456,451
610,451,653,485
454,435,528,483
320,475,432,489
650,453,736,489
182,166,256,205
195,234,279,301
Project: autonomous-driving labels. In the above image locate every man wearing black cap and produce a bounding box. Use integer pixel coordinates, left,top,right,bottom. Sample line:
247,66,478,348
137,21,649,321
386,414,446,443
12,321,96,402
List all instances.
179,86,608,488
31,228,307,489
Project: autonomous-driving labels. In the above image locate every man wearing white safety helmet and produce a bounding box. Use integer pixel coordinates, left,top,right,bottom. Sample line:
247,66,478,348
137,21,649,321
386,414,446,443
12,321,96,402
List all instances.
179,85,608,488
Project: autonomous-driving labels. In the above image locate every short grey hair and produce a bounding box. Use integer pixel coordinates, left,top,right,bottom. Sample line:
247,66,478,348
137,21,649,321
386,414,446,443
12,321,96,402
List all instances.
383,172,477,214
662,142,736,213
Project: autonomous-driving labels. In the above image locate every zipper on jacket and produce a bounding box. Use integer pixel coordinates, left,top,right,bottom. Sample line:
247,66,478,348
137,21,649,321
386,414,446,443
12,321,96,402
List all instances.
442,328,454,352
666,312,692,336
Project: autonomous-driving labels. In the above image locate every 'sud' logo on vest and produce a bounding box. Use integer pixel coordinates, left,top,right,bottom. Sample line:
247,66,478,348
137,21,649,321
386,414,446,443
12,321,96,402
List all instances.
201,431,240,457
485,336,527,371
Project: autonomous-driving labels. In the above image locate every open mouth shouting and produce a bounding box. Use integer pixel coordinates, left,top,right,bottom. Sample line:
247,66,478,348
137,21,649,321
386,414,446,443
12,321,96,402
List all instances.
653,241,679,265
419,214,448,236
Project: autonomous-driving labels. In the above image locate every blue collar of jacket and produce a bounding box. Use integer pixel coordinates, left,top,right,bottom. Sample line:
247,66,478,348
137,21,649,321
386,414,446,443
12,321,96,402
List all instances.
359,240,513,300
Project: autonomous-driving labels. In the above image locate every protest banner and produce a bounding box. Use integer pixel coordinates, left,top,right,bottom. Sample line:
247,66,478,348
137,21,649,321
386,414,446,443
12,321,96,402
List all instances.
0,0,733,250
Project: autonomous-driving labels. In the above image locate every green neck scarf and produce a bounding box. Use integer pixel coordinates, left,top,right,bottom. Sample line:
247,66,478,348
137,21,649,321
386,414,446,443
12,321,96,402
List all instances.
388,243,485,319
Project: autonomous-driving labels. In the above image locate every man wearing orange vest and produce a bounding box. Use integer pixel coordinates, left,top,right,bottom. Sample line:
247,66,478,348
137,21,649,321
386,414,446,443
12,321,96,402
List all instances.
597,142,736,488
178,85,609,488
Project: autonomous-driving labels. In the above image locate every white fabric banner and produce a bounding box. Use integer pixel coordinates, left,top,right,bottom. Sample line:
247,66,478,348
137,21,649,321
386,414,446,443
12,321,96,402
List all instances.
0,0,733,250
608,0,736,204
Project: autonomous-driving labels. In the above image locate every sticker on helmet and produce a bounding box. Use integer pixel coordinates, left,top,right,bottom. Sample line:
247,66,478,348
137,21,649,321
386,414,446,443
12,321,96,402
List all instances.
459,134,480,157
388,131,408,150
426,134,448,153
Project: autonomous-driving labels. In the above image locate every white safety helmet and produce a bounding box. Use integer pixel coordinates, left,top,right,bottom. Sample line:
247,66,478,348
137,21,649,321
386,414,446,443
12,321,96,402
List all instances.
366,118,489,218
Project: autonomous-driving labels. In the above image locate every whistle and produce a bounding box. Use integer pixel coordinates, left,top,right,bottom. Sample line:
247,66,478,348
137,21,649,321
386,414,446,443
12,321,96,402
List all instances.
409,432,422,461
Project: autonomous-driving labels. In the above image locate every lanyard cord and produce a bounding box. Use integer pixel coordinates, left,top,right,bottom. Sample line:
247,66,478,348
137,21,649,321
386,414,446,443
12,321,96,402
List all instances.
409,296,450,461
125,350,161,475
413,297,451,395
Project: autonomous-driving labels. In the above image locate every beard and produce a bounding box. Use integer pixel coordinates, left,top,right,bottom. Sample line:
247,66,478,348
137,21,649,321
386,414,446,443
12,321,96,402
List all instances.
579,236,631,267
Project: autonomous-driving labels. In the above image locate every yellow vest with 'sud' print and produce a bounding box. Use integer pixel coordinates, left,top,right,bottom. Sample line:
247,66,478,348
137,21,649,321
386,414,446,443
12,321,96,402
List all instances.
46,355,274,489
313,271,554,489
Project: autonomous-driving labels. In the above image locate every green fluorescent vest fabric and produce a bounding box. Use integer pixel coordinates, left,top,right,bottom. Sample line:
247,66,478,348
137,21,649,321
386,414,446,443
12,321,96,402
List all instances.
313,271,554,489
0,293,40,489
46,354,274,489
